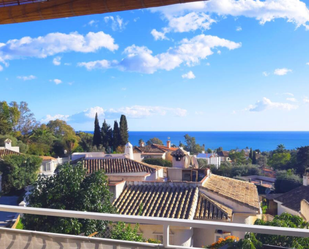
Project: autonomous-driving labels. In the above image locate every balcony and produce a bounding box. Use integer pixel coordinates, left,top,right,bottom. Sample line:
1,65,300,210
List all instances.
0,205,309,249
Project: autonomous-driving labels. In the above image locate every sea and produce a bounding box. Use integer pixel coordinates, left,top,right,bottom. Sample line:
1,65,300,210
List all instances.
84,131,309,152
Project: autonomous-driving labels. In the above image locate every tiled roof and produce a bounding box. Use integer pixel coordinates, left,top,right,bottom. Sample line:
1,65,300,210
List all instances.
274,185,309,212
217,151,230,157
153,144,179,152
202,174,260,210
0,149,20,158
113,182,233,221
83,158,158,174
195,193,232,221
40,156,57,161
113,182,199,219
133,145,166,154
171,148,187,157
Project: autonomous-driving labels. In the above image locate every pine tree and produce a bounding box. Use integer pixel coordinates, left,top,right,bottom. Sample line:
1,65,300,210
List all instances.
93,113,101,147
252,151,257,164
101,120,113,152
119,115,128,146
249,148,253,160
113,121,120,150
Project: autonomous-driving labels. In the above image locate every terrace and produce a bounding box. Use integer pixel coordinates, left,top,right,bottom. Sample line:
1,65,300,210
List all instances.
1,205,309,249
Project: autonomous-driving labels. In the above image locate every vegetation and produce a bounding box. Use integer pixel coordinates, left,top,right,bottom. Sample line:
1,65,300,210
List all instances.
119,114,128,146
146,137,163,145
208,162,261,178
93,113,101,148
0,154,42,195
143,158,172,167
23,163,115,236
110,222,143,242
275,170,302,193
207,236,239,249
183,134,204,154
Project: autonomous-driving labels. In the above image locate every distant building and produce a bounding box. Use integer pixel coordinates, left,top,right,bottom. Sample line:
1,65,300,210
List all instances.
0,139,20,157
39,156,63,177
217,151,232,162
196,152,222,169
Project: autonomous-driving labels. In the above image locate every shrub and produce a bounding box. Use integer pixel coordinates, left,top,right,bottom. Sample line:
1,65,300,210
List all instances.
143,158,172,167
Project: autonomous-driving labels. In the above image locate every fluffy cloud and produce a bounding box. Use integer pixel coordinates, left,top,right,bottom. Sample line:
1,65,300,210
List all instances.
151,12,215,40
88,20,99,27
53,56,61,66
236,26,242,31
151,29,169,41
263,71,270,76
303,97,309,104
286,97,297,102
152,0,309,30
182,71,196,79
42,105,187,124
41,114,70,123
17,75,36,81
274,68,292,75
104,16,127,31
247,97,298,112
78,34,241,74
283,92,294,96
52,79,62,84
0,31,118,69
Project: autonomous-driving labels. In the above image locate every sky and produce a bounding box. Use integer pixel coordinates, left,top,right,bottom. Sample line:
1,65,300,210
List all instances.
1,0,309,131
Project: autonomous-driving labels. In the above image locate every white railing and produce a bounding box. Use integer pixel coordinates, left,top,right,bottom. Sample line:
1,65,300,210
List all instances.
1,205,309,249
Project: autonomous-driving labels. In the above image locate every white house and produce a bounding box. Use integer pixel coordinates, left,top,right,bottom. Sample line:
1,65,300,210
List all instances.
196,152,222,169
0,139,20,153
39,156,63,177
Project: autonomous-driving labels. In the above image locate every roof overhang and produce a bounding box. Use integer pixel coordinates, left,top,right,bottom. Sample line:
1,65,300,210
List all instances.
0,0,205,25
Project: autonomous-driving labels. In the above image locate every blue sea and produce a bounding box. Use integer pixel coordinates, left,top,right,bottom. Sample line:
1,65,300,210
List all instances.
85,131,309,152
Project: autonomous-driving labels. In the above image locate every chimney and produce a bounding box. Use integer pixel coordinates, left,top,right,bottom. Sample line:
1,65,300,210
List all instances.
139,140,145,147
125,142,134,160
4,139,12,149
167,140,171,148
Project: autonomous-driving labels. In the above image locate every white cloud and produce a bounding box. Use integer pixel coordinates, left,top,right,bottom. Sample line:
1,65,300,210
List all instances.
41,114,69,123
247,97,298,112
263,71,270,76
182,71,195,79
306,62,309,65
78,34,241,74
52,79,62,84
0,31,118,69
151,12,215,39
236,26,242,31
0,65,3,71
104,15,127,31
303,97,309,104
286,97,297,102
151,29,169,41
53,56,61,66
283,92,294,96
274,68,292,75
88,20,99,27
17,75,36,81
217,50,221,54
152,0,309,30
42,105,187,124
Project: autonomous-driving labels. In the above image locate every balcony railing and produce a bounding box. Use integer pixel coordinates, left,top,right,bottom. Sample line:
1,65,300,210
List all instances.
0,205,309,249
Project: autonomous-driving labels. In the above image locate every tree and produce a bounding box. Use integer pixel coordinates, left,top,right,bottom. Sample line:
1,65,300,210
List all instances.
275,144,286,153
249,148,253,160
296,146,309,176
216,147,223,152
113,121,120,150
23,163,115,236
207,148,212,153
275,170,302,193
119,115,128,146
198,159,208,169
10,101,38,136
256,155,267,167
47,119,80,156
138,139,144,146
229,150,247,165
269,152,291,170
101,120,113,152
146,137,163,145
76,132,93,152
0,101,20,135
252,151,257,164
183,134,203,154
0,134,28,153
0,154,42,194
93,113,101,147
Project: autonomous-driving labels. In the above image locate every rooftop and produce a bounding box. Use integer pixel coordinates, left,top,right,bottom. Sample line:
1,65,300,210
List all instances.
0,149,20,159
202,174,260,210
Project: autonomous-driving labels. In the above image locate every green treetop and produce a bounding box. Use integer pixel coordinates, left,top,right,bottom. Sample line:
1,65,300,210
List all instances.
93,113,101,147
119,115,128,146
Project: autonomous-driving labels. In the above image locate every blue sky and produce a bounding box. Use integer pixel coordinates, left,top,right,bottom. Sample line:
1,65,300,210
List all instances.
1,0,309,131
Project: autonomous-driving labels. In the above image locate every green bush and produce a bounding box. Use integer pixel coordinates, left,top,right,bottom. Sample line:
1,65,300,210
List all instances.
275,170,302,193
143,158,172,167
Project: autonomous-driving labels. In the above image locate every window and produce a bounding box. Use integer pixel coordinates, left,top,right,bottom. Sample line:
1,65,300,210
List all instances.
153,233,174,245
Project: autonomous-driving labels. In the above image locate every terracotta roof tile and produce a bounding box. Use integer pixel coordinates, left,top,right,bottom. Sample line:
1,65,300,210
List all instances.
113,182,199,219
0,149,20,158
40,156,57,161
133,145,166,154
83,158,159,174
152,144,179,152
195,192,232,221
275,185,309,212
202,174,260,210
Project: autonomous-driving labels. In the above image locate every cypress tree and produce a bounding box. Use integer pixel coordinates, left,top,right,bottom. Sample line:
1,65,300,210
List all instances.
252,151,257,164
93,113,101,147
119,114,128,146
101,120,112,151
249,148,253,160
113,120,120,150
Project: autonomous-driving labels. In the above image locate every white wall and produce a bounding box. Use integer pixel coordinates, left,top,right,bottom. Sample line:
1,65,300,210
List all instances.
167,168,183,181
276,202,300,216
193,228,216,247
